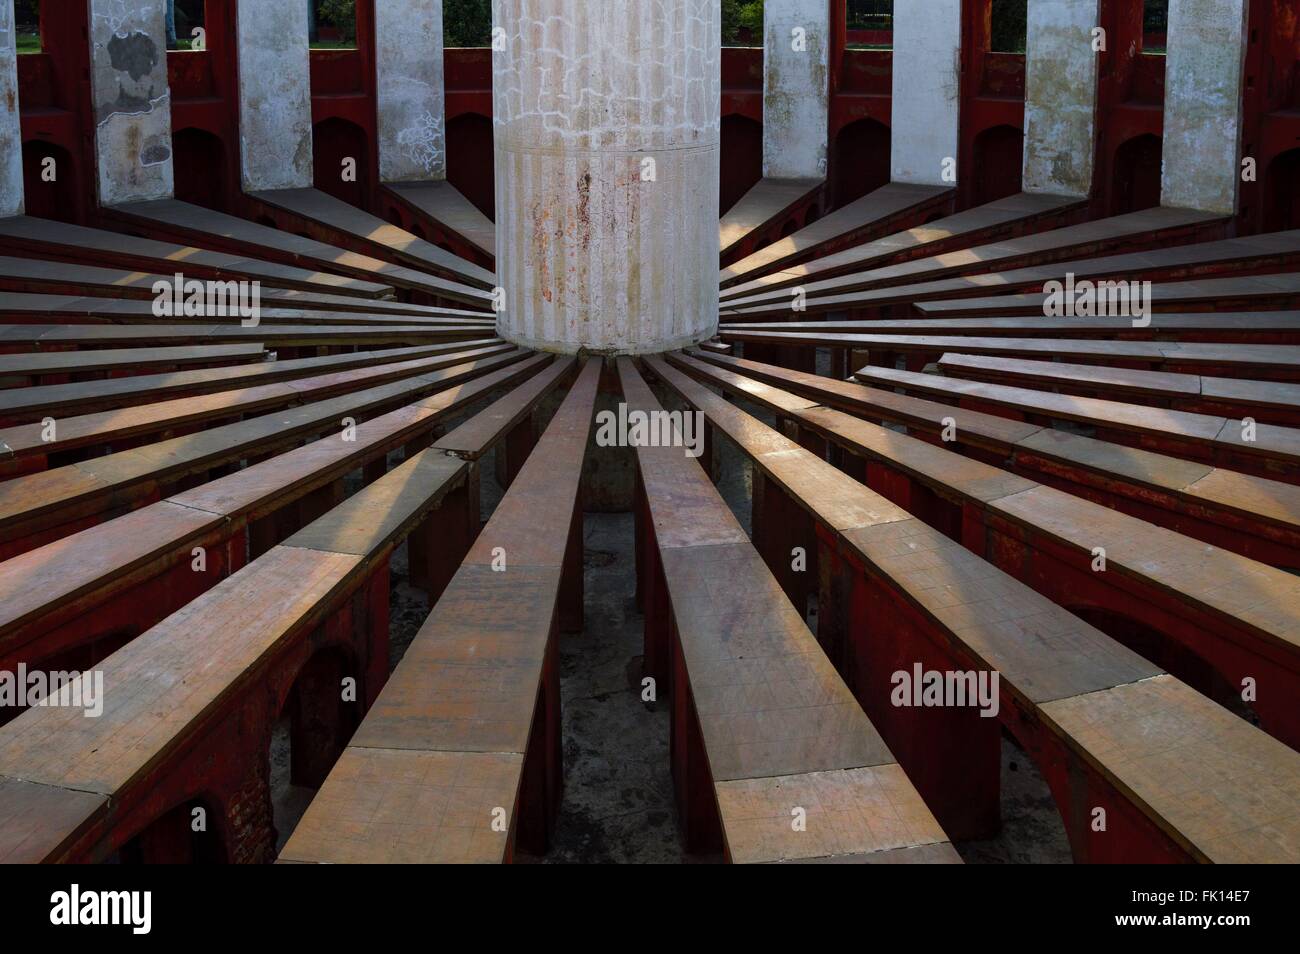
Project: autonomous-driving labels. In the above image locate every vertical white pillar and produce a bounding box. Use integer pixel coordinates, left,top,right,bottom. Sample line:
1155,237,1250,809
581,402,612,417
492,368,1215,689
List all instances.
493,0,720,355
376,0,445,182
1160,0,1249,215
237,0,313,192
890,0,962,187
88,0,174,205
0,0,21,216
1023,0,1101,197
762,0,829,179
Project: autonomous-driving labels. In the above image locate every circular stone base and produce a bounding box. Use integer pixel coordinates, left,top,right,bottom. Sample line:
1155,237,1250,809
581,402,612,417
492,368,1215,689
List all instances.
496,324,719,357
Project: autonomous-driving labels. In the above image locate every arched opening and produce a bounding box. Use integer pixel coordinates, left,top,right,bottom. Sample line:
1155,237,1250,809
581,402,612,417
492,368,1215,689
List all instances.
779,216,801,238
1109,133,1163,215
969,124,1024,205
830,117,890,209
446,112,495,219
115,796,228,864
1069,606,1254,724
171,127,226,211
21,140,78,222
956,729,1072,863
1263,149,1300,232
312,116,369,210
720,113,763,215
270,646,360,851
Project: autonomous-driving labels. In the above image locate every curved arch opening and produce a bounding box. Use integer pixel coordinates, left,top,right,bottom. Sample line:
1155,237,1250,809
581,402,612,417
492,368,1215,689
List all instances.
1110,134,1163,216
114,796,228,864
720,113,763,215
270,645,361,851
830,118,890,210
1263,148,1300,232
446,112,496,219
172,127,227,211
312,116,369,210
969,124,1024,205
21,140,77,222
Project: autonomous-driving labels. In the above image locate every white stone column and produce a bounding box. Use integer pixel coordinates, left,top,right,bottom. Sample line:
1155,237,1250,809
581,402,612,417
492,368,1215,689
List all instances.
1160,0,1249,215
493,0,720,355
0,1,21,216
1023,0,1101,197
376,0,445,182
890,0,961,187
88,0,174,205
236,0,313,192
762,0,829,180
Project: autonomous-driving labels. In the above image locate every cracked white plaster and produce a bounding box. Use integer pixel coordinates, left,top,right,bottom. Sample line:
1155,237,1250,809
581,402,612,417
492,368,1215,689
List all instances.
88,0,174,206
763,0,829,180
493,0,720,355
0,1,22,216
1160,0,1249,215
890,0,962,187
237,0,313,191
1023,0,1100,197
376,0,446,182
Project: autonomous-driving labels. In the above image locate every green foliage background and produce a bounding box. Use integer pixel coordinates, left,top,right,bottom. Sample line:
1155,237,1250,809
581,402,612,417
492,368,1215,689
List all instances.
445,0,494,47
317,0,358,43
442,0,766,48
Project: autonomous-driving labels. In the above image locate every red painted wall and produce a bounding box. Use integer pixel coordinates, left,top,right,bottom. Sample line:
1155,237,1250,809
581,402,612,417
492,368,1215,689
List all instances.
12,1,1299,239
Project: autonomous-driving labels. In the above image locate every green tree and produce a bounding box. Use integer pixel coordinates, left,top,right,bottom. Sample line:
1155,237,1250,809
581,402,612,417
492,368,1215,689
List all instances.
990,0,1027,54
444,0,493,48
722,0,764,46
317,0,357,44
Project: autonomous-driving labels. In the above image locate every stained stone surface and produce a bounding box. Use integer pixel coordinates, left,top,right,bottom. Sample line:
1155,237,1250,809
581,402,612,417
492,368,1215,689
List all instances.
1161,0,1249,215
0,2,21,216
89,0,174,205
492,0,720,355
763,0,829,180
237,0,313,192
375,0,446,183
1022,0,1100,198
890,0,961,187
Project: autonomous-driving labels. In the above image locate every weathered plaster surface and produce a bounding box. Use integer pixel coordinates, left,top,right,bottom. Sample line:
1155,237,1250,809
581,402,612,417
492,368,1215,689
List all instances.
89,0,174,205
762,0,828,180
237,0,313,191
1023,0,1100,197
890,0,961,187
1160,0,1248,215
0,1,21,216
376,0,446,182
493,0,720,355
